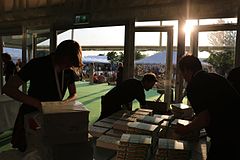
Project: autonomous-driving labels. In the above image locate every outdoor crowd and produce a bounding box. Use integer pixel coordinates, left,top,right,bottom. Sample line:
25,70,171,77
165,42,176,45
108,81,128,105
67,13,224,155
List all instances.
1,40,239,159
2,53,22,83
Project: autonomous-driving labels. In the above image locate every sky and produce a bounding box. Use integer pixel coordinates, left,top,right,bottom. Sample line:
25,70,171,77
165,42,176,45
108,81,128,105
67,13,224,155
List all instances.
7,18,237,59
39,18,236,47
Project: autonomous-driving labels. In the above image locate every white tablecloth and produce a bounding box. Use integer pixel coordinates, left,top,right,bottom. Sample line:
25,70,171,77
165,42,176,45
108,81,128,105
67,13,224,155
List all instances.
0,95,21,132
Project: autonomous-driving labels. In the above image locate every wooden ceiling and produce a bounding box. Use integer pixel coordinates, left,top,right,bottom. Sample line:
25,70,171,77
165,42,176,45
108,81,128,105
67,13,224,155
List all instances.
0,0,239,31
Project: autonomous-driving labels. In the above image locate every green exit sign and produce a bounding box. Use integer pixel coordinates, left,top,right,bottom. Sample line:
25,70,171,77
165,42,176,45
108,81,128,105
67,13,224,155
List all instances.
74,14,89,25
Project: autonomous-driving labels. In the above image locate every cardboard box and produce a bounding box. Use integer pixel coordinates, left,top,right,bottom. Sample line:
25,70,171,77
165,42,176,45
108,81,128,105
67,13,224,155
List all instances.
41,101,89,144
52,141,93,160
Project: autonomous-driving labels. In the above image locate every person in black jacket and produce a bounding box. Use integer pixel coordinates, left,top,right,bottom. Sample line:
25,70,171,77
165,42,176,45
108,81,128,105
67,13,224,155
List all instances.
98,72,157,120
175,55,238,160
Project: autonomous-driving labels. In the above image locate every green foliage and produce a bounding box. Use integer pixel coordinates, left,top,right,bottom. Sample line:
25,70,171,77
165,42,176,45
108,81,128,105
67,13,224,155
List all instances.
205,50,234,76
107,51,119,64
118,52,124,62
207,19,236,76
106,51,146,64
135,50,146,60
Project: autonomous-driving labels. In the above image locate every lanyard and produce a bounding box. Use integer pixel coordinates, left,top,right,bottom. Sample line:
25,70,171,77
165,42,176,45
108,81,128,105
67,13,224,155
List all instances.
54,68,64,99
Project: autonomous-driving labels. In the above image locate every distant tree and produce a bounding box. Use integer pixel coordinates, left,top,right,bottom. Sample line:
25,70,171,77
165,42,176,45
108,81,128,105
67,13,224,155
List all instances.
135,51,146,60
107,51,146,64
205,50,234,76
118,52,124,62
107,51,119,64
206,19,236,76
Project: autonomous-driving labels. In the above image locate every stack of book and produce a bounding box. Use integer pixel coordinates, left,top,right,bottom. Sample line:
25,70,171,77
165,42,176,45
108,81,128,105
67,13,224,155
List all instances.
159,119,199,141
116,134,152,160
108,110,131,120
100,118,117,124
171,103,194,120
113,120,131,131
134,108,153,116
96,135,121,150
93,120,114,129
88,125,109,138
136,115,165,126
126,122,160,153
119,114,137,122
138,108,153,114
155,138,191,160
153,114,174,121
105,129,124,138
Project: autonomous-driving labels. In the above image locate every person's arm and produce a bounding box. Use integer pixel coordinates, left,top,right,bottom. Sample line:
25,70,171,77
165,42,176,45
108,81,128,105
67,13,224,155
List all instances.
63,82,77,103
137,88,146,108
2,75,42,109
175,109,210,135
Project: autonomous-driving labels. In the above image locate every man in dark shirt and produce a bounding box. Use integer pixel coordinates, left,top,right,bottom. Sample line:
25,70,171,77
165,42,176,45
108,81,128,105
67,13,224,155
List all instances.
175,55,238,160
98,72,157,120
2,53,17,82
227,66,240,94
116,62,123,86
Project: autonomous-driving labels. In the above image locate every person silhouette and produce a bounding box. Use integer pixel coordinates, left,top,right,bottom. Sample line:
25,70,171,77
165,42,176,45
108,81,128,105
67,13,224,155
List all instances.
175,55,238,160
2,40,83,152
116,62,123,86
2,53,17,82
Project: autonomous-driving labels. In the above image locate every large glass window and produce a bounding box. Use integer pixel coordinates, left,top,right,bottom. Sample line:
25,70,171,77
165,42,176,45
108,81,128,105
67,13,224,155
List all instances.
134,22,175,108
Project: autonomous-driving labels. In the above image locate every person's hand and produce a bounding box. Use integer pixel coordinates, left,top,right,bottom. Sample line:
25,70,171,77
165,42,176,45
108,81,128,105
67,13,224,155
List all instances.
30,99,42,111
175,123,189,135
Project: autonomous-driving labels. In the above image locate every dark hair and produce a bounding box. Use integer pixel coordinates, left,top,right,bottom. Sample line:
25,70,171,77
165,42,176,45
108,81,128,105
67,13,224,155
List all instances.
54,40,83,67
178,55,202,73
2,53,12,62
142,72,158,82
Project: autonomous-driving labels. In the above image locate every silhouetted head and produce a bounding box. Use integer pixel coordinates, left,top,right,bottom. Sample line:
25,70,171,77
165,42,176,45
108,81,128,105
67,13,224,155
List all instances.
118,62,123,67
2,53,12,62
142,72,158,91
178,55,202,82
53,40,83,69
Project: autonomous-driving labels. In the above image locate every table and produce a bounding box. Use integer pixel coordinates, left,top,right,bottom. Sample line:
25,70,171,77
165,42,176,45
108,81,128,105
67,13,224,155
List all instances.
0,95,21,132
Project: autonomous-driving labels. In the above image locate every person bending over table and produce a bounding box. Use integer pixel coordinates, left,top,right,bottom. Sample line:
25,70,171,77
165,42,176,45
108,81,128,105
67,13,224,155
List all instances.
2,40,83,152
175,55,239,160
98,72,157,121
227,66,240,94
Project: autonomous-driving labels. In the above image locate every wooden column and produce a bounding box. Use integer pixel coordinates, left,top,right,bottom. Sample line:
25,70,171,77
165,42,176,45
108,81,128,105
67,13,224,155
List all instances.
235,7,240,67
32,33,37,59
123,20,135,80
0,36,3,93
22,26,27,93
50,25,57,53
164,27,173,110
190,28,199,57
175,19,186,102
